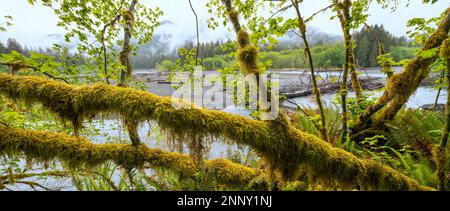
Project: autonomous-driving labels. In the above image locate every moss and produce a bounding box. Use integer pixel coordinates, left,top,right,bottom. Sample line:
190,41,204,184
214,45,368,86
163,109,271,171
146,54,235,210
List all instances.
227,10,241,32
124,120,141,147
349,51,364,101
441,38,450,60
220,1,260,75
237,29,250,48
353,8,450,132
0,73,434,190
122,10,135,23
236,46,260,74
205,158,261,188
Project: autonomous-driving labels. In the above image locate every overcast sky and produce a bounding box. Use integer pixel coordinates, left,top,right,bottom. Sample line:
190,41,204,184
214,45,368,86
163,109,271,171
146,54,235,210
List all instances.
0,0,448,48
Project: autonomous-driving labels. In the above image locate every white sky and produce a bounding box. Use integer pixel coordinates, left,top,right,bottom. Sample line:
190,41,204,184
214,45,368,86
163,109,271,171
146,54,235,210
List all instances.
0,0,448,48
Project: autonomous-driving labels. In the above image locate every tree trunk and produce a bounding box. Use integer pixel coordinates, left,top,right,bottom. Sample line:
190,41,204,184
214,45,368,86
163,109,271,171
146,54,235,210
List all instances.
119,0,138,86
336,0,364,104
119,0,140,146
221,0,268,116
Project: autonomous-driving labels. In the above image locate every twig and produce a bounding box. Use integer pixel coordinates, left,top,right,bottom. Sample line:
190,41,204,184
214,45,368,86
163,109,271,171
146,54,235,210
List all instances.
0,62,70,84
188,0,200,64
262,4,294,25
17,181,53,191
304,4,334,23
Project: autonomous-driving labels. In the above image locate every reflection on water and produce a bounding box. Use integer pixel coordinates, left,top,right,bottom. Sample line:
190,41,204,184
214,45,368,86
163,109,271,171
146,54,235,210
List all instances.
91,119,248,160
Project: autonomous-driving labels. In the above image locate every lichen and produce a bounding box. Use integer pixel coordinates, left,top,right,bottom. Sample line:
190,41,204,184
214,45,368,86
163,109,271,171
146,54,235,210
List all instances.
349,51,364,101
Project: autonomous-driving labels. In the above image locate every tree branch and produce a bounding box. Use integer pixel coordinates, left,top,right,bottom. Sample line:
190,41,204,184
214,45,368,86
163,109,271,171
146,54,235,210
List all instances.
0,62,70,84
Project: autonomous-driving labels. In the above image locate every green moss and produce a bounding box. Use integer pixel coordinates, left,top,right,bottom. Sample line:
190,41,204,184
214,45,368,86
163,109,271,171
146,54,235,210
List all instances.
205,158,261,188
236,46,260,74
227,10,241,33
119,45,133,77
441,38,450,60
237,29,250,48
122,10,134,23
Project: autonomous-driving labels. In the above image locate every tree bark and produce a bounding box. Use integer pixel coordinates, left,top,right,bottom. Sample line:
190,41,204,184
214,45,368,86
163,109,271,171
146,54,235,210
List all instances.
291,0,328,142
119,0,138,86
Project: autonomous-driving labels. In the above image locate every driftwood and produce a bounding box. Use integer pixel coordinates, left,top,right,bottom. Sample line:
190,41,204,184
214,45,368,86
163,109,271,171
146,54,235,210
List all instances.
282,77,384,99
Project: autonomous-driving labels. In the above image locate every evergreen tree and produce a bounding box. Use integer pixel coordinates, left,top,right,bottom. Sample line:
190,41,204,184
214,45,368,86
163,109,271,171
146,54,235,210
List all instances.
354,24,412,67
6,38,24,54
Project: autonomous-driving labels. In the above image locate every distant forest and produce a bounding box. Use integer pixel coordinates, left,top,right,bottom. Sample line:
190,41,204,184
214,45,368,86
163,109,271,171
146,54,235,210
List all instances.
0,24,417,72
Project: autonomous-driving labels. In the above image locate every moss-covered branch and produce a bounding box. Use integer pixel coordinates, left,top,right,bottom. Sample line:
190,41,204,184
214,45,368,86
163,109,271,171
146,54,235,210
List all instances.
0,73,434,190
119,0,137,86
0,126,259,188
436,38,450,190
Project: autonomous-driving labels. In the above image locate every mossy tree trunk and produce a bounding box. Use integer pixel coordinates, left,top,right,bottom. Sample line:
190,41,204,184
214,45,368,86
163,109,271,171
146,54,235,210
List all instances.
336,2,351,142
336,0,364,104
291,0,329,142
119,0,138,86
334,0,367,142
378,42,394,78
119,0,141,146
221,0,266,113
0,127,262,189
352,7,450,138
437,38,450,191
